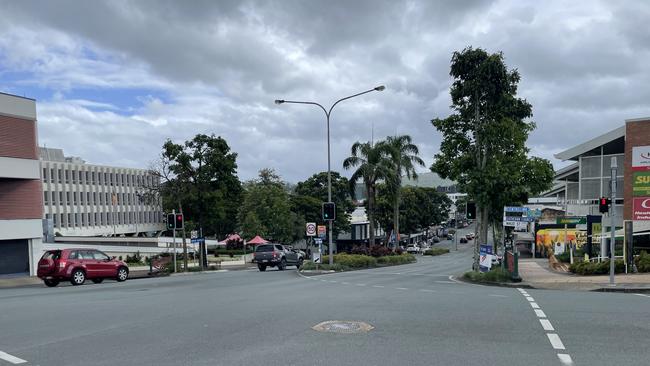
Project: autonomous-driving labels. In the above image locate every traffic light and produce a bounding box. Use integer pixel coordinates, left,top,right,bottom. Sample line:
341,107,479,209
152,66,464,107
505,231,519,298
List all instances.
599,197,610,214
466,202,476,220
166,213,175,230
322,202,336,221
175,213,184,230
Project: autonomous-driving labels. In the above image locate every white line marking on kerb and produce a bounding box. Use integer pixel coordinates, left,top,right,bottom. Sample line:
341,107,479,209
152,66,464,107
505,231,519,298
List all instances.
547,334,566,350
534,309,547,318
634,293,650,298
0,351,27,364
557,353,573,365
530,302,541,309
539,319,555,331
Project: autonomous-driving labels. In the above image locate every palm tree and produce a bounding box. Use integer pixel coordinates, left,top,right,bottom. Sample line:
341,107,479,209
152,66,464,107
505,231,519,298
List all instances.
379,135,425,250
343,141,393,247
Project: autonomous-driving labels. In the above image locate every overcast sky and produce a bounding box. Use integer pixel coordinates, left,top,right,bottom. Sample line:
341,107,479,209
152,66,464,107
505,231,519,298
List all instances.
1,1,648,182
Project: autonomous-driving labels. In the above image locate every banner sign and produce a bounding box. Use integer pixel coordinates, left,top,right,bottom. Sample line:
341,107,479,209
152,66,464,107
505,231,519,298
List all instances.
317,225,327,238
633,171,650,197
479,245,493,272
632,146,650,171
633,198,650,220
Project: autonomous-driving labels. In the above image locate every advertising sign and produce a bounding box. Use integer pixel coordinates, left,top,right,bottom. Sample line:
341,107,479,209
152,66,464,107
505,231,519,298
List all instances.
632,146,650,171
306,222,316,236
317,225,327,238
633,171,650,197
633,197,650,220
479,245,493,272
556,216,586,225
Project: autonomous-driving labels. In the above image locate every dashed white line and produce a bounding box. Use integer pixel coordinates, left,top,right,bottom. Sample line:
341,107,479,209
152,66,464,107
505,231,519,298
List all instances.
372,285,385,288
547,333,566,350
539,319,555,331
530,302,541,309
435,280,455,284
557,353,573,365
525,296,535,302
356,283,366,287
0,351,27,364
329,280,338,283
488,294,507,298
419,289,436,293
341,282,350,285
534,309,547,318
396,287,409,290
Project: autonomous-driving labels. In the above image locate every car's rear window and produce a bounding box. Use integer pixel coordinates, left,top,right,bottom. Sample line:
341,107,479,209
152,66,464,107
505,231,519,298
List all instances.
256,245,274,252
42,250,62,260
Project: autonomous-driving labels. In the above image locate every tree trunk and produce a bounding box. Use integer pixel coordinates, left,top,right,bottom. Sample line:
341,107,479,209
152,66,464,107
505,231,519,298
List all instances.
368,184,375,248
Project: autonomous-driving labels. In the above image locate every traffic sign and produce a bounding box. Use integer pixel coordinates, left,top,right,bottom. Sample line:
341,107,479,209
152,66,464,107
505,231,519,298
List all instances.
504,206,529,213
306,222,316,236
191,237,204,244
314,238,323,245
312,252,321,264
317,225,326,238
190,230,198,240
504,216,535,222
556,216,586,225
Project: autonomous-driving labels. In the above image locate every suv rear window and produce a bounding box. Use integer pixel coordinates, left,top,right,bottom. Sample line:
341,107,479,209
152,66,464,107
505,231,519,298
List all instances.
42,250,62,260
256,245,274,252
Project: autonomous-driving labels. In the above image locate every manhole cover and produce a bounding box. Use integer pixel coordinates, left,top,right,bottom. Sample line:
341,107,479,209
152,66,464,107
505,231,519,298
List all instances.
312,320,374,334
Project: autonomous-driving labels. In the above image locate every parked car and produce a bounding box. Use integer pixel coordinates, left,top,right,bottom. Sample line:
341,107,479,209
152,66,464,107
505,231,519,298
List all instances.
460,238,468,244
406,244,420,254
37,249,129,287
253,244,303,271
466,233,475,240
446,234,454,240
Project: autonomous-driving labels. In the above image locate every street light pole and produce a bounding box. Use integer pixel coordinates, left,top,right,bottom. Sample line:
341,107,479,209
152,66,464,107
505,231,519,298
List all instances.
275,86,385,266
609,157,617,285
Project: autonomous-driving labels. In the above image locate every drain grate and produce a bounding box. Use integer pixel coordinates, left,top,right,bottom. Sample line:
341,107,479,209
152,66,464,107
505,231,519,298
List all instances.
312,320,374,334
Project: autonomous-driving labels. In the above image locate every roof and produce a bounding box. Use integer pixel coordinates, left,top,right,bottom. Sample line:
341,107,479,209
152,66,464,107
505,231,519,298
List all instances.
554,162,579,181
554,126,625,161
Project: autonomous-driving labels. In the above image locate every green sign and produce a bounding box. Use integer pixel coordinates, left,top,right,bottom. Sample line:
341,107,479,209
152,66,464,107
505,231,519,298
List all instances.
633,171,650,197
556,216,586,225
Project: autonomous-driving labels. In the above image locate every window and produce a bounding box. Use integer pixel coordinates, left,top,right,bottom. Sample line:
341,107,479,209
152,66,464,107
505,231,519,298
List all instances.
72,171,77,184
50,168,55,183
92,171,96,184
59,192,64,204
67,213,72,226
87,192,91,204
53,214,58,227
81,213,85,226
58,169,62,183
94,192,97,204
80,251,95,260
44,191,49,204
93,251,110,261
75,213,80,227
73,192,78,205
65,170,69,183
42,168,47,182
68,251,79,260
66,192,71,205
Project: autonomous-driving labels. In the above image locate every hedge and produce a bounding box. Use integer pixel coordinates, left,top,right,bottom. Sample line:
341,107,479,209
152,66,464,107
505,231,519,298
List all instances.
423,248,450,256
463,268,512,283
303,253,415,271
569,259,625,275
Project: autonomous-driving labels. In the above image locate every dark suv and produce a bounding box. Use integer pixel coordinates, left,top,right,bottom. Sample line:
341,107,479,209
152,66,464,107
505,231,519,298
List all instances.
37,249,129,287
253,244,302,271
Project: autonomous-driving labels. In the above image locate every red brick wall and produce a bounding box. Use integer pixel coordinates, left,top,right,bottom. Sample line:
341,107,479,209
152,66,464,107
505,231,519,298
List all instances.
624,119,650,220
0,115,38,159
0,179,43,219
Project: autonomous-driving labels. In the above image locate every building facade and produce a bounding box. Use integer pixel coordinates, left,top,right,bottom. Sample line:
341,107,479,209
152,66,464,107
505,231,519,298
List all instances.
40,147,165,237
0,92,43,275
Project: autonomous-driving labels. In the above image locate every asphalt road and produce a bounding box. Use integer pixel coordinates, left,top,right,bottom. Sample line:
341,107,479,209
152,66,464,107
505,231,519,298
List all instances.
1,229,648,366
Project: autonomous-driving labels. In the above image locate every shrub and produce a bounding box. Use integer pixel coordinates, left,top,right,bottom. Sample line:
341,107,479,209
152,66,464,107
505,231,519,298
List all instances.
395,247,404,255
369,245,391,257
634,251,650,272
569,259,625,275
301,262,344,271
463,268,512,283
350,245,369,255
423,248,450,256
125,251,143,265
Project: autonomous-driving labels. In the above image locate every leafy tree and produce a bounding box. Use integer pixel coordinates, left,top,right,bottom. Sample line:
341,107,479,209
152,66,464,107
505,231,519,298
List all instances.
378,135,425,249
160,134,242,238
238,169,301,244
431,47,553,269
375,186,452,236
343,142,394,246
293,171,355,237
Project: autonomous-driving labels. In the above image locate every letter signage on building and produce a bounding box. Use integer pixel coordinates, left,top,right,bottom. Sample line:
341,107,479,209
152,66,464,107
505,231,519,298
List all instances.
633,197,650,220
632,146,650,220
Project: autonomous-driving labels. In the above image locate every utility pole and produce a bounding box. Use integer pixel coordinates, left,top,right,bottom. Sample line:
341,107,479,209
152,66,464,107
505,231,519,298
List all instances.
609,157,617,285
172,209,177,273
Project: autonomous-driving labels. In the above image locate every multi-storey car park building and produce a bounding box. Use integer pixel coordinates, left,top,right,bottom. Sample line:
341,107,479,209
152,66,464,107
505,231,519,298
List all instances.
0,92,43,275
40,147,165,237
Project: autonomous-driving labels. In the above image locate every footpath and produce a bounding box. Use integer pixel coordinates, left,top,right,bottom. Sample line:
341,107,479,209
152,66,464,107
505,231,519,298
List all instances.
519,258,650,293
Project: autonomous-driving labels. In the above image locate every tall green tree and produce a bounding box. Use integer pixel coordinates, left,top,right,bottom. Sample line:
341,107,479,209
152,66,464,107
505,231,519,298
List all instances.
156,134,242,238
431,47,553,269
238,169,301,244
379,135,425,248
293,171,354,237
375,186,451,236
343,142,393,246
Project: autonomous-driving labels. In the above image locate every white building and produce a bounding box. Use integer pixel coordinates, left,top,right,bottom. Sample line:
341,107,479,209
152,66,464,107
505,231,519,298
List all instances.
40,147,165,237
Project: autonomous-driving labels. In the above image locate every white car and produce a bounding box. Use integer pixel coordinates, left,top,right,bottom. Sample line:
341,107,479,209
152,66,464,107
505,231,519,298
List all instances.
406,244,420,254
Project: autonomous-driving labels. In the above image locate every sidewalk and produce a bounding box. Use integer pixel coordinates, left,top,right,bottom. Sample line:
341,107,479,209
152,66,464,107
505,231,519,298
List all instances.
519,258,650,292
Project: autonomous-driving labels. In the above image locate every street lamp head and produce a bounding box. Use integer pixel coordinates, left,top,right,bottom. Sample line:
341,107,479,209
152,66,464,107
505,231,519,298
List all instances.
274,99,285,105
374,85,386,91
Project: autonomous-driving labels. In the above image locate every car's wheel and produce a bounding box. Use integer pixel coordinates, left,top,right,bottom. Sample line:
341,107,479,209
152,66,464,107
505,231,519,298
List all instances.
278,258,286,271
44,279,59,287
92,278,104,284
297,258,304,269
70,269,86,286
258,264,267,272
116,267,129,282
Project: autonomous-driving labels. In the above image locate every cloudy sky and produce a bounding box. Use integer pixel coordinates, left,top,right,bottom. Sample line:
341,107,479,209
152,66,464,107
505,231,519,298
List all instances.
1,1,648,182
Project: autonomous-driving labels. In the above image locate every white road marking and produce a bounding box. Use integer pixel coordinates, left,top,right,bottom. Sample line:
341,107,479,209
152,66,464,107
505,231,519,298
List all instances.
634,293,650,298
396,287,409,290
372,285,385,288
517,288,526,292
525,296,535,302
341,282,350,285
539,319,555,331
530,302,541,309
534,309,547,318
547,333,566,350
557,353,573,365
0,351,27,364
435,280,455,284
329,280,338,283
488,294,507,298
356,283,366,287
419,289,436,293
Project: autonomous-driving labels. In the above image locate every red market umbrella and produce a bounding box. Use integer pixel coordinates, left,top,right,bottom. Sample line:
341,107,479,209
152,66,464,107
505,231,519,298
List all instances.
247,235,269,245
218,233,242,245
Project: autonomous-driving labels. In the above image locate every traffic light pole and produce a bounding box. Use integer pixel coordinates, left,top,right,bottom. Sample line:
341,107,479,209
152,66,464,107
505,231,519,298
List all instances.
609,157,617,285
172,209,177,273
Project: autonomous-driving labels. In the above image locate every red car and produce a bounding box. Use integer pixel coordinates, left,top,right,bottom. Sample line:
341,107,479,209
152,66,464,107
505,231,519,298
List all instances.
37,249,129,287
